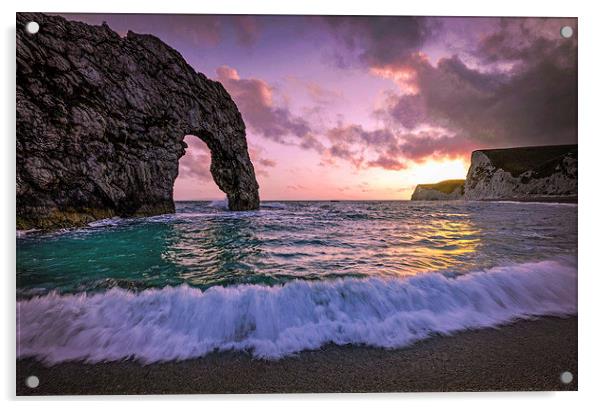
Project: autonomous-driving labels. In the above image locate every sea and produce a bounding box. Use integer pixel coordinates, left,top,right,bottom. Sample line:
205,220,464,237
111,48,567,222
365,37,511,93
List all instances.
16,200,578,364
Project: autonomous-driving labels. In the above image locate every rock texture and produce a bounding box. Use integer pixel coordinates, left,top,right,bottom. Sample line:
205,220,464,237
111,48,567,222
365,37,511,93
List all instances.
411,180,465,201
17,13,260,229
464,145,577,201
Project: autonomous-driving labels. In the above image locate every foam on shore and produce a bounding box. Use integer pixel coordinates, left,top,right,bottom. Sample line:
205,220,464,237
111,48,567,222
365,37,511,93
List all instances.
17,259,576,364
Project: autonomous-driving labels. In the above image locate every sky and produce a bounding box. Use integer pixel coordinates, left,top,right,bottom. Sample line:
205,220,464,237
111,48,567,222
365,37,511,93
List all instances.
61,14,578,200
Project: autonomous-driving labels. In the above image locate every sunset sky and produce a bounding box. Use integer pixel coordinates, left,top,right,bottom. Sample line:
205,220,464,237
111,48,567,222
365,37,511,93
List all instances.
62,14,577,200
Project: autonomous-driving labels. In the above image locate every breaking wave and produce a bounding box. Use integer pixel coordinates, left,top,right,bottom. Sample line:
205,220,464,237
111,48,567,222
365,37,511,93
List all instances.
260,202,287,209
87,217,123,227
17,259,576,364
207,199,229,209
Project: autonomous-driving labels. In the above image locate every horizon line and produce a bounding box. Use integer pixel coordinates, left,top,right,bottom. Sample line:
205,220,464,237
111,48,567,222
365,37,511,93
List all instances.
175,199,413,202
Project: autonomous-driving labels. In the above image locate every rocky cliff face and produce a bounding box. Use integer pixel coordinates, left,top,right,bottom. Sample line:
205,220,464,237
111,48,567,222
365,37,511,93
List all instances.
16,12,260,229
464,145,577,201
411,180,465,201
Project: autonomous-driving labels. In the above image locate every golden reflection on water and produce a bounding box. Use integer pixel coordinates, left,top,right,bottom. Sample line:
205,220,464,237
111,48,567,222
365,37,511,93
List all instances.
158,208,484,285
399,216,481,275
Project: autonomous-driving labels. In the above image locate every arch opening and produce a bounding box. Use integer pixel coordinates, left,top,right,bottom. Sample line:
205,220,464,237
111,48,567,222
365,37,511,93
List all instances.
174,135,225,202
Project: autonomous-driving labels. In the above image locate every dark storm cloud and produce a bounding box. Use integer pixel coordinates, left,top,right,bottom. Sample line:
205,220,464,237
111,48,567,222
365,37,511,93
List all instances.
384,34,577,147
380,93,427,129
391,132,476,162
328,17,577,150
321,15,438,68
475,17,577,66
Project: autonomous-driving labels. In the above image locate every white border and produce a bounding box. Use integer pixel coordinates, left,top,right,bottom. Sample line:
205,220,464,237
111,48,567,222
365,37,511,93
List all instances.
2,0,601,407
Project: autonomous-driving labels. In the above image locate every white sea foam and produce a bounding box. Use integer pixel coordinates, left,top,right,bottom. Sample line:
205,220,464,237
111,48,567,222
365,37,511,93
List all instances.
16,229,38,238
208,199,287,210
260,202,287,209
207,199,228,209
87,217,123,227
17,259,576,364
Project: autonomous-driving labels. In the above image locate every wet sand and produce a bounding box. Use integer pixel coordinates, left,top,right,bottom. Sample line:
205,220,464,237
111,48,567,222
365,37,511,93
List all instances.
16,316,577,395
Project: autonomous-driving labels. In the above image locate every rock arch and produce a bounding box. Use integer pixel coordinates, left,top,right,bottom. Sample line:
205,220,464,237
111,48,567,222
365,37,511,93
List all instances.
16,13,260,229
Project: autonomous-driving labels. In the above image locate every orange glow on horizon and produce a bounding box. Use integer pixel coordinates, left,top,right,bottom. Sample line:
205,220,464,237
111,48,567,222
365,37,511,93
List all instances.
360,157,469,200
405,158,470,185
175,145,471,201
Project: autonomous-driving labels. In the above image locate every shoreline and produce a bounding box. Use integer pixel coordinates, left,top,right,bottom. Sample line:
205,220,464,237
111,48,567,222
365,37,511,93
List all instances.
480,196,578,204
17,316,577,395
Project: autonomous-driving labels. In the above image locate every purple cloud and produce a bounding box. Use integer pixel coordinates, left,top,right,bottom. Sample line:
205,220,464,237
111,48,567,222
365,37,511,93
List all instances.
367,155,406,171
216,66,314,145
178,136,213,181
323,123,474,171
328,16,577,149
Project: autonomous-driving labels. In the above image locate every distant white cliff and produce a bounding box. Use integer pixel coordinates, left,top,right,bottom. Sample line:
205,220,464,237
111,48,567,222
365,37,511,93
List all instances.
411,180,465,201
464,145,577,201
411,145,577,202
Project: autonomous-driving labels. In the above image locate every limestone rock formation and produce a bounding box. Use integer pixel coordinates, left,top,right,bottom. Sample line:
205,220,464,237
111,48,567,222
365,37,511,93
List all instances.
464,145,577,201
17,12,260,229
411,180,465,201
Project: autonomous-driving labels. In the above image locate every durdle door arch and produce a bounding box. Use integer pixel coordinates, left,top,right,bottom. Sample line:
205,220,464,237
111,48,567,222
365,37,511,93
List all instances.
16,13,260,229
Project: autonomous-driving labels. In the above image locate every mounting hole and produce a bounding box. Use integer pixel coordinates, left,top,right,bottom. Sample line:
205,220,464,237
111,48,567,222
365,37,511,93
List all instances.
560,371,573,384
25,375,39,388
560,26,573,39
25,21,39,34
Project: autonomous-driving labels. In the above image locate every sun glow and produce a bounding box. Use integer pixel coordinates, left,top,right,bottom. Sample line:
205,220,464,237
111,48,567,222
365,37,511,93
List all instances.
407,158,470,185
357,157,470,200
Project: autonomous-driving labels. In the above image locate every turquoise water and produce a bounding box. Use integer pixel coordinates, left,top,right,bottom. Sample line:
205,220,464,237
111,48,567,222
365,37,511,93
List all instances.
16,200,578,363
17,200,577,297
